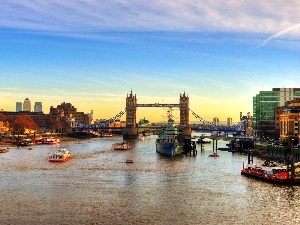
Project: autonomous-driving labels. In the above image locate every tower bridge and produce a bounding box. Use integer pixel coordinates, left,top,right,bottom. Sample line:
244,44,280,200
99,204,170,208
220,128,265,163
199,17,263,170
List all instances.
73,90,246,138
124,90,190,139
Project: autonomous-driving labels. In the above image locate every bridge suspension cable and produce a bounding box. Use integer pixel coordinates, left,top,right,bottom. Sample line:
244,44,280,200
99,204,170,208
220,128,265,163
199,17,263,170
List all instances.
104,108,126,125
189,108,246,131
189,108,216,127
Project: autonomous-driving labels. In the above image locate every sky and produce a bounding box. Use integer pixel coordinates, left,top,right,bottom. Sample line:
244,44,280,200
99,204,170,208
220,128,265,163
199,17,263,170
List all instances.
1,1,300,123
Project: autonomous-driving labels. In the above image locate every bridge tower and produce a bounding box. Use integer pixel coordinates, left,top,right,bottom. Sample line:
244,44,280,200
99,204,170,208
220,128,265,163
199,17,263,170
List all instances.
123,90,138,139
179,92,191,137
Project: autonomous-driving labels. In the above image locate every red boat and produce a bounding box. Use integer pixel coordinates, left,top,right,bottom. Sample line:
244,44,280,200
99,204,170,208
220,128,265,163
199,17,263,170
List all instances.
43,138,60,145
241,160,300,184
209,153,219,158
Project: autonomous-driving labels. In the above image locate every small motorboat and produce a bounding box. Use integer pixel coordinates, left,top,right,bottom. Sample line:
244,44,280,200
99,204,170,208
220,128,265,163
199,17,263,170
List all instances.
112,142,131,150
209,153,219,158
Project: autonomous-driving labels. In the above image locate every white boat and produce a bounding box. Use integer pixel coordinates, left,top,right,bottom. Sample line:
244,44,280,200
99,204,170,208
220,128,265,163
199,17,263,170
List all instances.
112,142,131,150
100,133,113,137
138,134,146,141
48,148,71,162
0,147,11,153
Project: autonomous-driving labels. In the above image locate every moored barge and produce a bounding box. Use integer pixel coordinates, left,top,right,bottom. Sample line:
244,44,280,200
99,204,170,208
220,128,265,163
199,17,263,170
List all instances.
241,160,300,185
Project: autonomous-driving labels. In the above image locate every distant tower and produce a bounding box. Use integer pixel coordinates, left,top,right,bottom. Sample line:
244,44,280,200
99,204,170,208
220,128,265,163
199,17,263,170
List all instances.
23,98,31,112
87,110,93,125
213,117,219,126
34,102,42,112
16,102,22,112
227,117,232,126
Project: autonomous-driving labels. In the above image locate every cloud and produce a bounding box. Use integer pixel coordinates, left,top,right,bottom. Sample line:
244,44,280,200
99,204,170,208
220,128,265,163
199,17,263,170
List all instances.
1,0,300,36
252,23,300,50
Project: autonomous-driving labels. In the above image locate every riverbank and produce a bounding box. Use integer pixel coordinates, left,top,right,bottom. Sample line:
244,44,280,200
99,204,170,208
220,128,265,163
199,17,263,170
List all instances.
0,136,78,146
236,142,300,165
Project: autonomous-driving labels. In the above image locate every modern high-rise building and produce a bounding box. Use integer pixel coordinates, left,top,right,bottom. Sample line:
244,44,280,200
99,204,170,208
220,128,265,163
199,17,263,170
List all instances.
16,102,22,112
23,97,31,112
253,88,300,138
227,117,232,126
34,102,43,112
213,117,219,126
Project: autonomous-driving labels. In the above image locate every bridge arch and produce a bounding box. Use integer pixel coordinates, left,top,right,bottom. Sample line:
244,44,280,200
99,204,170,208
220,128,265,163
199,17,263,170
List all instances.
123,90,191,139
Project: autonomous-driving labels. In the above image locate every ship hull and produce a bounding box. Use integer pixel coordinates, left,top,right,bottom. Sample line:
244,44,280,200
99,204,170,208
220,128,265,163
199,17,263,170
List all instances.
49,155,70,162
156,142,183,157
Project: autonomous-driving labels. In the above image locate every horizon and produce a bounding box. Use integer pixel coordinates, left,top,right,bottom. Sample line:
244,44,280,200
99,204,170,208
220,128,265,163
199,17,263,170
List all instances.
1,1,300,122
0,98,246,124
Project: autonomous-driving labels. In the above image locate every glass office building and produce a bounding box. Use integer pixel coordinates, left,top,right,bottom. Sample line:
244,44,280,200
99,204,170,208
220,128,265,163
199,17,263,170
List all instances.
253,88,300,138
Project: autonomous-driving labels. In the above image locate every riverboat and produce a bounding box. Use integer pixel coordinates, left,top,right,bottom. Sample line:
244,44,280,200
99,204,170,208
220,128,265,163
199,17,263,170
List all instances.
43,138,60,145
100,133,113,137
112,142,131,150
18,139,33,146
0,147,11,153
241,160,300,184
196,138,211,144
48,148,71,162
156,109,184,157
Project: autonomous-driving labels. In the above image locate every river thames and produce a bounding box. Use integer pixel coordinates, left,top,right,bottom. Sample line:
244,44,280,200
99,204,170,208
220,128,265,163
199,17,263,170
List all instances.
1,133,300,225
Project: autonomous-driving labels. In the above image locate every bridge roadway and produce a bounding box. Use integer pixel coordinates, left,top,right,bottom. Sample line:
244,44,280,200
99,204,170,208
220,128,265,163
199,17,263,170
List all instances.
136,103,180,107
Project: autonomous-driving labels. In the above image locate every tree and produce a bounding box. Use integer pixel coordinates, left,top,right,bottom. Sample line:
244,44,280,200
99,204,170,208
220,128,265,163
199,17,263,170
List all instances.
0,113,6,122
47,118,66,132
12,114,38,134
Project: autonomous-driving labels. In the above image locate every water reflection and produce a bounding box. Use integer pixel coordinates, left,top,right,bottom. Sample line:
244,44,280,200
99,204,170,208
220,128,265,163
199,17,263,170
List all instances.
1,133,300,224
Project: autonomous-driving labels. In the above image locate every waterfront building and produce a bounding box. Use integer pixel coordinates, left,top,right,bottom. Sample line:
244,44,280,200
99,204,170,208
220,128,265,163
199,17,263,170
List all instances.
278,98,300,141
2,102,91,133
23,97,31,112
49,102,92,130
213,117,219,126
280,108,300,141
240,112,254,136
253,88,300,139
1,111,48,132
34,102,43,112
16,102,22,112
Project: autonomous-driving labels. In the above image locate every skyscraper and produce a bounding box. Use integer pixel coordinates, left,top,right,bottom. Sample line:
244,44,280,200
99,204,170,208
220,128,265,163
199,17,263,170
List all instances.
16,102,22,112
227,117,232,126
34,102,43,112
23,97,31,112
213,117,219,126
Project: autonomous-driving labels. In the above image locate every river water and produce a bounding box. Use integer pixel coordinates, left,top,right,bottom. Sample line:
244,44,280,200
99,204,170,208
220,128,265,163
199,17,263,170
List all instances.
1,132,300,225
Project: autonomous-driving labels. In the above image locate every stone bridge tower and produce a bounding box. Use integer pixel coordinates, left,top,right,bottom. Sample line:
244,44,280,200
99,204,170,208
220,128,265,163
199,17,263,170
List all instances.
123,90,138,139
123,90,191,139
179,92,191,137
